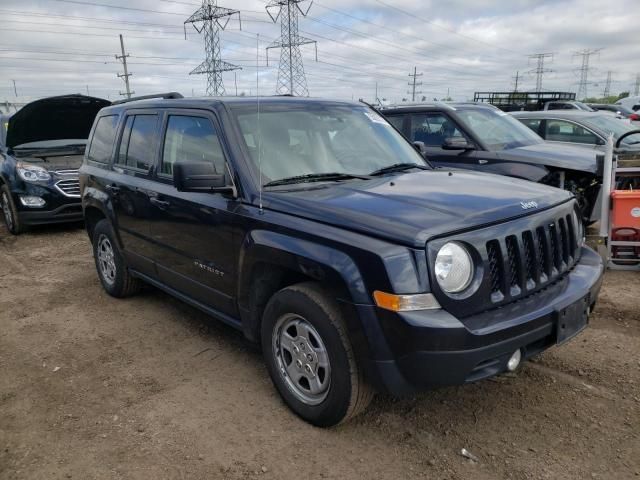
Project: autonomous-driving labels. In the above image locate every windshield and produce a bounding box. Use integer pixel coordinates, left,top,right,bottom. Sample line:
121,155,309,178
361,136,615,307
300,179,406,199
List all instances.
583,115,640,145
455,108,543,151
231,103,428,186
574,102,595,111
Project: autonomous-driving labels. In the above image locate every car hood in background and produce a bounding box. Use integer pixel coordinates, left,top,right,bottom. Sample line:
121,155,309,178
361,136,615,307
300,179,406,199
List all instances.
264,169,572,247
6,94,110,149
498,142,600,174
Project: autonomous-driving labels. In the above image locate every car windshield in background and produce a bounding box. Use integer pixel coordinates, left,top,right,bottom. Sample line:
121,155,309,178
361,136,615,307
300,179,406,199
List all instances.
455,108,544,151
231,104,428,185
583,115,640,145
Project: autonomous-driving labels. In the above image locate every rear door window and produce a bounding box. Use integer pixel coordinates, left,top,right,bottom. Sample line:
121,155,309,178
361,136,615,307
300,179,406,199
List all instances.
116,114,158,170
87,115,119,164
545,120,599,144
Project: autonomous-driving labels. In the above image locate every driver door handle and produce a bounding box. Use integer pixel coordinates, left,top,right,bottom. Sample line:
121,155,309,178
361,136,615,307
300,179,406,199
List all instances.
478,160,489,164
106,184,121,194
150,197,171,210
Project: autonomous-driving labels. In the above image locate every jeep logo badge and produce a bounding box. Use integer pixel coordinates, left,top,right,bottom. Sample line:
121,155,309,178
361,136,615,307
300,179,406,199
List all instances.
520,201,538,210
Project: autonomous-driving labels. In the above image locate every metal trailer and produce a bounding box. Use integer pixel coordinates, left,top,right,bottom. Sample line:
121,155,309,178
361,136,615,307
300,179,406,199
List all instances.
473,91,576,112
598,132,640,271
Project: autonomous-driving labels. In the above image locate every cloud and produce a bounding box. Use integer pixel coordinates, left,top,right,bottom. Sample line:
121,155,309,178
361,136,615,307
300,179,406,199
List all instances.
0,0,637,104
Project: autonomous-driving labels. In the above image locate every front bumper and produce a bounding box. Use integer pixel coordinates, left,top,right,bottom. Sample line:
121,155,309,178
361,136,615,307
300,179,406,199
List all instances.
361,246,604,396
13,183,83,226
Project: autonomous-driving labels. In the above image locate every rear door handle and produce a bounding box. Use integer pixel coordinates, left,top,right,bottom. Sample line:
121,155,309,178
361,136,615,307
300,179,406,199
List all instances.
150,198,171,210
106,184,121,194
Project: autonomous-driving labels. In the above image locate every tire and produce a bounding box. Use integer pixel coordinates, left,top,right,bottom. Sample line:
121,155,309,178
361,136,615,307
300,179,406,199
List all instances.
91,219,141,298
1,185,25,235
261,282,373,427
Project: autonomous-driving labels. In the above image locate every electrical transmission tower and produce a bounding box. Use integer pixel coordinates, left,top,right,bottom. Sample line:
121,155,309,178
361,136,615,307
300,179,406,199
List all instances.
407,67,423,102
603,70,612,98
528,53,554,92
574,48,602,100
266,0,317,97
512,71,520,92
116,34,134,99
185,0,241,97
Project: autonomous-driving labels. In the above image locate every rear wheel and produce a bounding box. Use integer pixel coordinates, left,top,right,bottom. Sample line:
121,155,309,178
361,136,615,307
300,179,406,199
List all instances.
262,282,373,427
92,219,141,297
1,186,24,235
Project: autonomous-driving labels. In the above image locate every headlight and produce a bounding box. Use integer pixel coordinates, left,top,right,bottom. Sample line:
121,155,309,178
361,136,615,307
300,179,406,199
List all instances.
434,242,474,293
16,162,51,182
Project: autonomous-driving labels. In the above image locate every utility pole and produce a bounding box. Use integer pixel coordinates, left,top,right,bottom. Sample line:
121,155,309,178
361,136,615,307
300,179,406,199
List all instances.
407,66,423,102
603,70,612,98
528,53,554,92
634,74,640,97
185,0,241,97
574,48,602,100
11,80,17,97
116,34,133,99
86,85,90,96
266,0,317,97
512,71,520,92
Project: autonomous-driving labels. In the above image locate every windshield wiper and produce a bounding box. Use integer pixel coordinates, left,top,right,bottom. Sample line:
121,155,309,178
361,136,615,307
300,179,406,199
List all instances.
369,163,429,176
263,172,371,188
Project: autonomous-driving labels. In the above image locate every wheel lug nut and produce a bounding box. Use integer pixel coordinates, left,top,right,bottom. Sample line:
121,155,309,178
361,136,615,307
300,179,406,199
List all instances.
307,354,313,361
305,364,312,373
300,344,306,351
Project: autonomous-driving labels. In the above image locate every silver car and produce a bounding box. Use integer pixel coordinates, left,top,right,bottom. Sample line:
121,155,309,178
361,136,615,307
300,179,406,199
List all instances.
511,110,640,151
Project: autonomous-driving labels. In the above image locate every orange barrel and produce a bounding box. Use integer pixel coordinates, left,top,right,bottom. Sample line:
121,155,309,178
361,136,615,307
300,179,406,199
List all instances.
611,190,640,229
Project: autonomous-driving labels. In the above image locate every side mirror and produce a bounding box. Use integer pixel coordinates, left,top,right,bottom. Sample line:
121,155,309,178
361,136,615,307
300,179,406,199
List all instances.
173,162,235,196
412,141,427,155
442,137,474,150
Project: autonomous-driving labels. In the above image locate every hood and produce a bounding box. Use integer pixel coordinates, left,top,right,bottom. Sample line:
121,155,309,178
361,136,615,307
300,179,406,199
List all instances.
499,142,600,174
263,169,572,247
6,94,110,149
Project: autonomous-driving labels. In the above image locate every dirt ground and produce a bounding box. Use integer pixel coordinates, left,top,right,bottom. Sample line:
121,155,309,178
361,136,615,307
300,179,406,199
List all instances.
0,224,638,480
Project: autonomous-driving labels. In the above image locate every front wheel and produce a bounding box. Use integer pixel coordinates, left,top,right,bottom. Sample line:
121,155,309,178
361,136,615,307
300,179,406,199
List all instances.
1,186,24,235
261,282,373,427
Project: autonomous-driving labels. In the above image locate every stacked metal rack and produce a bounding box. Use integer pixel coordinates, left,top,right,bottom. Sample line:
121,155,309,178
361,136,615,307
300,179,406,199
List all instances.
598,132,640,271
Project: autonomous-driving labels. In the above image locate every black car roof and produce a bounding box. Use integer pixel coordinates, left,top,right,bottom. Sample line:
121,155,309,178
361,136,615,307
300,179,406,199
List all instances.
99,95,362,115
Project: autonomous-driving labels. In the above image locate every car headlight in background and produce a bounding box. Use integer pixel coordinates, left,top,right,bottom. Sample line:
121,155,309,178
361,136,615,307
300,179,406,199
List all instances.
16,162,51,182
434,242,474,294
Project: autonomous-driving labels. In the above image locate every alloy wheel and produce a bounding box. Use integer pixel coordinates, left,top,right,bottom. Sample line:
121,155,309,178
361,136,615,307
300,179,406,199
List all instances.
272,314,331,406
97,234,117,286
2,192,14,231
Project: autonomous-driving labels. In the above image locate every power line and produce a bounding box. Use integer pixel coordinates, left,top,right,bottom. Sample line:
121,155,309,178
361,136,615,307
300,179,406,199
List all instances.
407,67,423,102
266,0,317,96
574,48,602,100
528,52,553,92
373,0,521,55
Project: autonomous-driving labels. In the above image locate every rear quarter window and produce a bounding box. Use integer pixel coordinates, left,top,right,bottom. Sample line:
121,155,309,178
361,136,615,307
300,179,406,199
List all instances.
87,115,119,164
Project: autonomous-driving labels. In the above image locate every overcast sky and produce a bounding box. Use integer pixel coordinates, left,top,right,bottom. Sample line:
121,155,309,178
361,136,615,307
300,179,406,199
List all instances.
0,0,638,105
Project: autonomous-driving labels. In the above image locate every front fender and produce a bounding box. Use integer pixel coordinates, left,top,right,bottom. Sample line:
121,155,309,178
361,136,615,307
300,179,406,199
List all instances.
482,161,549,182
238,229,369,305
236,229,397,366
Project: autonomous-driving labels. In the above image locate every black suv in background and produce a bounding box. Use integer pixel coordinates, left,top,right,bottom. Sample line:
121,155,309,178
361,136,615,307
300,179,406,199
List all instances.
0,95,109,234
80,94,603,427
381,103,604,223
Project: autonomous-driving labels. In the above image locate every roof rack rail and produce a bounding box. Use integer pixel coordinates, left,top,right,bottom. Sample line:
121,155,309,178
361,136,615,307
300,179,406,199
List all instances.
112,92,184,105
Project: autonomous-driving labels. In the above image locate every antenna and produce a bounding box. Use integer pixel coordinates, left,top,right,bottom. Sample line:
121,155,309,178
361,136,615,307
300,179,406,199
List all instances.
257,34,264,214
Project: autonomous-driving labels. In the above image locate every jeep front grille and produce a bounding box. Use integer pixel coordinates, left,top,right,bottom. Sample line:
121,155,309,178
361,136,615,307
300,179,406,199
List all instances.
486,213,580,302
53,169,79,176
55,179,81,198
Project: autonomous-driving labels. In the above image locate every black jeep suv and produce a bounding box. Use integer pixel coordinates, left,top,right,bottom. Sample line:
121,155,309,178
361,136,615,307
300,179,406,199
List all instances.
381,103,603,223
80,94,604,427
0,94,110,234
